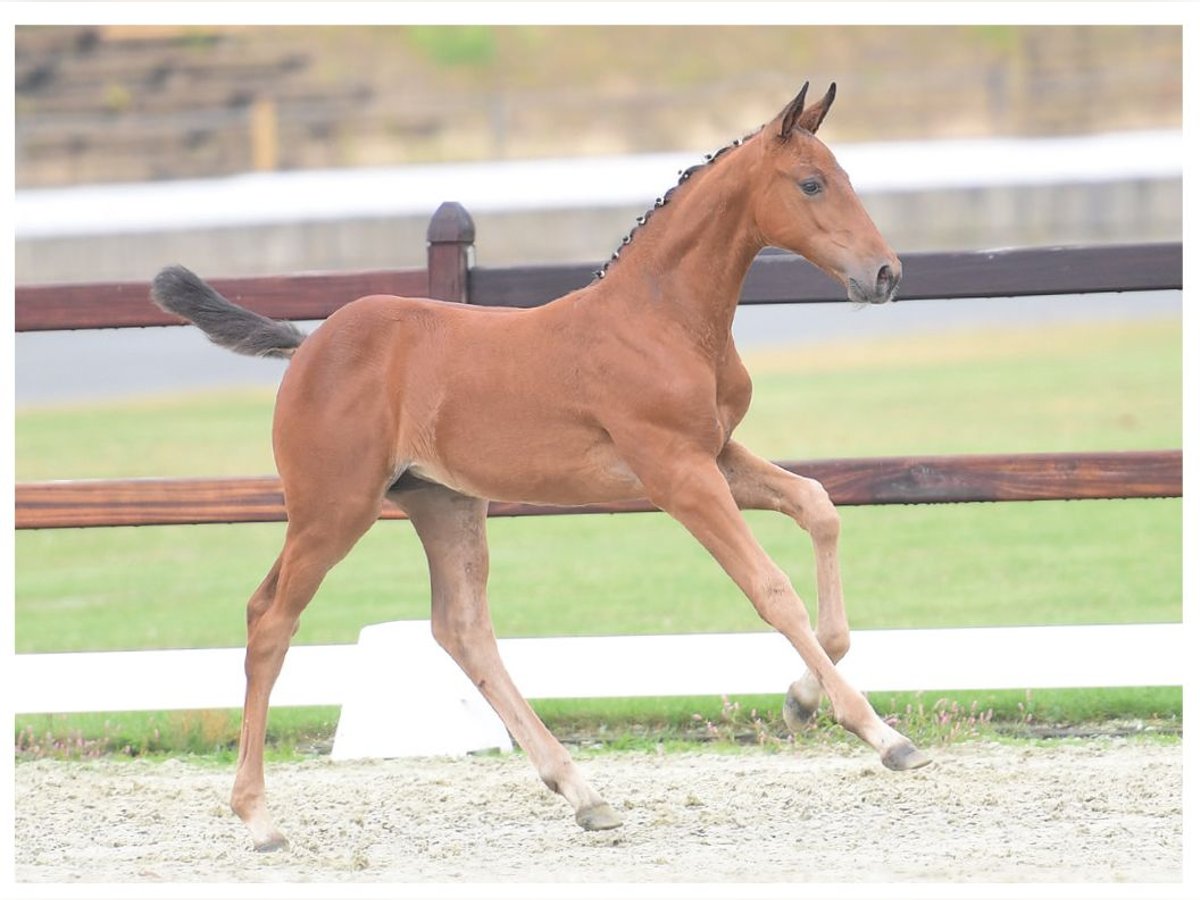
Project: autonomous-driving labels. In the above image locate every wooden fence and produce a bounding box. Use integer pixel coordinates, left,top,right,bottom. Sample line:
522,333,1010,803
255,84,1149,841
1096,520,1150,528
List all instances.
14,202,1183,530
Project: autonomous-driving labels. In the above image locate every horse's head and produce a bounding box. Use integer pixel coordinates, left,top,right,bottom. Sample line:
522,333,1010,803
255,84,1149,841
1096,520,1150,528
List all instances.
753,83,901,304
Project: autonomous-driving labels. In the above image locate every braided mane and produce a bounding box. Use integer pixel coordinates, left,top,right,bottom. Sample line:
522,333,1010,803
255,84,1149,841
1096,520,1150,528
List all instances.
592,126,763,282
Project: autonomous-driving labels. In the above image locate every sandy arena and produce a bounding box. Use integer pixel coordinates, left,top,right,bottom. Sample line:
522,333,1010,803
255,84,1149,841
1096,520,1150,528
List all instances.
13,738,1182,885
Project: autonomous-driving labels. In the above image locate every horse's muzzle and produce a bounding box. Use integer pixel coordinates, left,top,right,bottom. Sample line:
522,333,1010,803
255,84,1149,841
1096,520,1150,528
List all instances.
848,262,901,304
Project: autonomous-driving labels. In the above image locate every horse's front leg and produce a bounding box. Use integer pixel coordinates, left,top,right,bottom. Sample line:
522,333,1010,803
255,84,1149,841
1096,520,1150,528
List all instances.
627,442,928,771
718,440,847,727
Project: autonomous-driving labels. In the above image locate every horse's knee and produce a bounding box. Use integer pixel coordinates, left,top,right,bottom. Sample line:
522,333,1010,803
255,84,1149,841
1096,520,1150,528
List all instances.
752,568,810,632
797,479,840,542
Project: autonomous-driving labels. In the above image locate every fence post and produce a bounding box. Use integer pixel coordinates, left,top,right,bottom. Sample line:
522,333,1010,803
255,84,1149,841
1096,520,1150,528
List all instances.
426,201,476,303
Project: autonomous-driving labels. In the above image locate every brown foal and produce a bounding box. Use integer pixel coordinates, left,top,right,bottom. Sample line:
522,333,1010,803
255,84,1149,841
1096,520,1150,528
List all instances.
152,82,928,852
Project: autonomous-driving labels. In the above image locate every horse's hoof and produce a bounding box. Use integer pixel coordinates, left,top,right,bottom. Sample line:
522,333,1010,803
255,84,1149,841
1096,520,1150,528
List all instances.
782,692,818,732
253,832,289,853
882,742,932,772
576,801,623,831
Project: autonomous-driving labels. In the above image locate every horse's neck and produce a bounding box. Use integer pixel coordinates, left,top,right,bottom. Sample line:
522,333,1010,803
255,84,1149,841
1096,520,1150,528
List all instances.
593,149,764,356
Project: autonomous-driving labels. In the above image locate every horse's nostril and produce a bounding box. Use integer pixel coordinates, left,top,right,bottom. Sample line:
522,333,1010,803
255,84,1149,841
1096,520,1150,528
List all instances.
876,264,896,294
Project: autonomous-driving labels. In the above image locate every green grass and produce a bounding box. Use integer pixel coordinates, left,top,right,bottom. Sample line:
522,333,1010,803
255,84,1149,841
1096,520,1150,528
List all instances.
15,387,279,480
11,499,1182,653
13,685,1182,761
14,707,340,763
738,317,1181,458
13,317,1183,755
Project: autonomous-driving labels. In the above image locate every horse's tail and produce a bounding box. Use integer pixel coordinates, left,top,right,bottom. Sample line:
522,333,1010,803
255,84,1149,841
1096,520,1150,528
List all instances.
150,265,306,359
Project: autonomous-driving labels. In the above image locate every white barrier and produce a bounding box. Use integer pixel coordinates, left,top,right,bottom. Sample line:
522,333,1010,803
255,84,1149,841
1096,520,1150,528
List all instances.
330,621,514,760
12,622,1183,759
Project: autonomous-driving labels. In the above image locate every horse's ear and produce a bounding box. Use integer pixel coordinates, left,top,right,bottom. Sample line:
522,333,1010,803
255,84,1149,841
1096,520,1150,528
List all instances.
796,82,837,134
778,82,810,139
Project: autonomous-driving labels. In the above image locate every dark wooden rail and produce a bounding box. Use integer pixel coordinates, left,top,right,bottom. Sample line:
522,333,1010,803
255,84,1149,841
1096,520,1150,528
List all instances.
14,203,1182,529
15,268,429,332
468,242,1183,309
16,240,1182,330
13,451,1183,529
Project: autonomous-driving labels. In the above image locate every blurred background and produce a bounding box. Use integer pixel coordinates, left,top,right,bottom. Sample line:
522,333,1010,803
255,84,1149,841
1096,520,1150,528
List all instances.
16,25,1180,178
13,23,1183,402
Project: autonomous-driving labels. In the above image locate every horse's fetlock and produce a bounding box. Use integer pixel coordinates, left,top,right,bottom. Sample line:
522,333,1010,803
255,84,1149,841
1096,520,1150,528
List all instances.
538,767,563,795
831,692,873,733
537,758,578,797
229,788,258,821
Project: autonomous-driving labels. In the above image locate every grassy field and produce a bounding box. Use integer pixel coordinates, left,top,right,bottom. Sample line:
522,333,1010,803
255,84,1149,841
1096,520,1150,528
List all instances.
13,316,1183,755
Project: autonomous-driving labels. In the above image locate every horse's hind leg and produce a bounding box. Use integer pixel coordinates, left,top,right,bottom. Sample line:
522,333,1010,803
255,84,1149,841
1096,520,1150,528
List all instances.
394,480,621,831
231,488,382,851
717,441,848,726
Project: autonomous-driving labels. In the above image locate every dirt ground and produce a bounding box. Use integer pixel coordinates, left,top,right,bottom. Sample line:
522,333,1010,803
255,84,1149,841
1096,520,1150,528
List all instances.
13,738,1182,887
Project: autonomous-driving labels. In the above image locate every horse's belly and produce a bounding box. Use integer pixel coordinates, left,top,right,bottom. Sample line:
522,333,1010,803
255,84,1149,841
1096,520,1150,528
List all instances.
405,434,646,507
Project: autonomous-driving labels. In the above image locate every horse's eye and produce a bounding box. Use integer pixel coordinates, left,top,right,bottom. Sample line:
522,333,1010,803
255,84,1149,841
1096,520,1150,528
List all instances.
799,179,823,197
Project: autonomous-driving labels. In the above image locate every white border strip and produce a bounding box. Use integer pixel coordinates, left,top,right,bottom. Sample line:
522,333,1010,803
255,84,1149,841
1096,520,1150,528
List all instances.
12,623,1182,715
14,131,1182,238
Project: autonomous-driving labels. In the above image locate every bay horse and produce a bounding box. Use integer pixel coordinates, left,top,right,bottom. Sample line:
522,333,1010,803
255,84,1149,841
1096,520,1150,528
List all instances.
152,82,928,852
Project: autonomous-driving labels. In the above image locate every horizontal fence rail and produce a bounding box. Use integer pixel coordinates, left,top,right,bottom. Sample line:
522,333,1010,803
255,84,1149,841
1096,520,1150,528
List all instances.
15,451,1183,529
15,242,1182,330
15,267,429,331
469,242,1184,309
